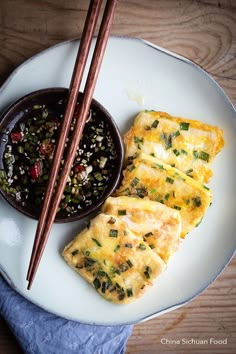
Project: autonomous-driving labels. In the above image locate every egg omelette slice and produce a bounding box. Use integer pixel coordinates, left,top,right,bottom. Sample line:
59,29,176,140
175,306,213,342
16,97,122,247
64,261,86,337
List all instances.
102,196,181,263
124,110,224,183
115,153,212,238
62,213,166,304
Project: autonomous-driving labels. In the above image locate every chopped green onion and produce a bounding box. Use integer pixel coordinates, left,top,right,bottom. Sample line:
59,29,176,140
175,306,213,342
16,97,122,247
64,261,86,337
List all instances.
93,278,101,289
126,259,133,268
181,149,188,155
166,177,174,184
173,149,180,156
114,244,120,253
144,232,153,238
151,120,159,128
125,243,133,248
199,151,210,162
119,263,129,272
127,288,133,297
118,209,126,216
71,250,79,256
144,266,152,279
164,193,170,200
136,187,148,198
180,122,190,130
92,238,102,247
138,243,146,250
131,177,139,187
134,136,144,145
160,132,172,149
127,165,135,172
172,130,180,137
109,229,118,237
149,188,157,194
192,196,202,207
94,172,103,181
154,163,165,170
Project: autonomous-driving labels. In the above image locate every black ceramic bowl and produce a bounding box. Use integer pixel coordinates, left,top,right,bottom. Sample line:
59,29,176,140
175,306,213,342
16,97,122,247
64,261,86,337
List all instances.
0,88,124,222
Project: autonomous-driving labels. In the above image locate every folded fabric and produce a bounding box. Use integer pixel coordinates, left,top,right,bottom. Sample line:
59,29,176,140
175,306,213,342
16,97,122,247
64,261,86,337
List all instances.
0,276,133,354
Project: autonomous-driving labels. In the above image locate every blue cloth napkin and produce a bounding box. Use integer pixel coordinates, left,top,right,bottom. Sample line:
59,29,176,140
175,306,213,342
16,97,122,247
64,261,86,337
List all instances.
0,276,133,354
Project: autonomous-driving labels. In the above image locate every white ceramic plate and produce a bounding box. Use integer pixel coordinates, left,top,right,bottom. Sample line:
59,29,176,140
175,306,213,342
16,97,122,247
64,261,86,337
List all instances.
0,37,235,325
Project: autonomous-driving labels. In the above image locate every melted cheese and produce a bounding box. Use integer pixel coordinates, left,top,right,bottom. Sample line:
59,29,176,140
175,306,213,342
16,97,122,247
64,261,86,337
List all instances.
124,111,224,183
115,153,213,238
62,213,166,304
102,196,181,263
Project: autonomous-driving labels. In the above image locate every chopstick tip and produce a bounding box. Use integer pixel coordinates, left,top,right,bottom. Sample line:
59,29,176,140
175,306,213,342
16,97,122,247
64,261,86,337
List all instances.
27,281,32,290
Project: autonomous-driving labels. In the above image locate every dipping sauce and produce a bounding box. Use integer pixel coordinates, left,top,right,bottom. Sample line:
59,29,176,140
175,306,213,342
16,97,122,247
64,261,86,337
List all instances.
0,100,119,220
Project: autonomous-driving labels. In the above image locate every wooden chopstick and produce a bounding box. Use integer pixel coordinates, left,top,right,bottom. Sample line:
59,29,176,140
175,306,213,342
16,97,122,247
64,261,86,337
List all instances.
27,0,118,289
26,0,102,283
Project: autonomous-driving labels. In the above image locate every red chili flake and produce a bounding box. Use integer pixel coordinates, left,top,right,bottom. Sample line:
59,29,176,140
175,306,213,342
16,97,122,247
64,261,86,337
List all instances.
29,161,43,179
10,131,22,142
39,142,54,157
74,165,85,173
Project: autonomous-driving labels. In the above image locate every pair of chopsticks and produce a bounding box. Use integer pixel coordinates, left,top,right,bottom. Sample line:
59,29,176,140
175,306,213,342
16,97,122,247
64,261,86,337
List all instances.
26,0,118,289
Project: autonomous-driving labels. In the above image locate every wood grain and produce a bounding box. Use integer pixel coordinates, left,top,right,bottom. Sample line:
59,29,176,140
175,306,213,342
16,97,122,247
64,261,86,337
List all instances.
0,0,235,353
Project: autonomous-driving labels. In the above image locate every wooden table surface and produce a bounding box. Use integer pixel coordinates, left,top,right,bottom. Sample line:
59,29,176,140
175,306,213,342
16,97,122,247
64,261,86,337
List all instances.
0,1,235,353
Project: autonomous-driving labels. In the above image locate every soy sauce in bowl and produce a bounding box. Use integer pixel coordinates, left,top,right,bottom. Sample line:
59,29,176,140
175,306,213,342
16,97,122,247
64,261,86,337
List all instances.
0,88,124,222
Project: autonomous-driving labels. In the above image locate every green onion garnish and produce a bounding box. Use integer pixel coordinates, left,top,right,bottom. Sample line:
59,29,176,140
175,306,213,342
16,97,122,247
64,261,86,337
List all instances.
180,122,190,130
93,278,101,290
199,151,210,162
193,150,210,162
172,130,180,137
160,132,172,149
155,163,165,170
127,288,133,297
166,177,174,184
92,238,102,247
134,136,144,145
192,196,202,207
109,229,118,238
173,149,180,156
119,263,129,272
164,193,170,200
125,243,133,248
144,266,152,279
151,120,159,128
131,177,139,187
114,244,120,253
118,209,126,216
144,232,153,238
181,149,188,155
71,250,79,256
126,259,133,268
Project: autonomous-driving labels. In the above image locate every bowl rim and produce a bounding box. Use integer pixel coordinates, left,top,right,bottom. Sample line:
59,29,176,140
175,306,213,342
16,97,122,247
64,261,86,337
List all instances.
0,87,124,223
